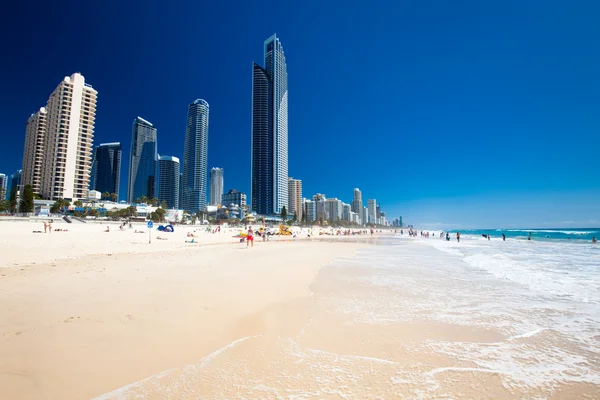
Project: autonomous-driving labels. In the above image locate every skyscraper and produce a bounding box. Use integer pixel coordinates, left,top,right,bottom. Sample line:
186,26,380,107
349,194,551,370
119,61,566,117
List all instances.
209,167,224,206
21,107,47,196
34,73,97,201
128,117,157,203
90,142,121,199
182,99,209,213
158,155,180,209
251,34,288,215
0,174,7,198
351,188,363,222
288,177,302,221
8,170,21,200
368,199,377,224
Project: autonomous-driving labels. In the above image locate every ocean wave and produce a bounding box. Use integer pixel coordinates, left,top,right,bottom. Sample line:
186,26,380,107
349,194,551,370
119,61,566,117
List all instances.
503,230,597,235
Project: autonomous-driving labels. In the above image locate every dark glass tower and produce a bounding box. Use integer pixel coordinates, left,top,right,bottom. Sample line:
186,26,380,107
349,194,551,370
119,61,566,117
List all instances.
182,99,209,213
158,155,180,209
251,34,288,215
90,142,121,199
128,117,157,203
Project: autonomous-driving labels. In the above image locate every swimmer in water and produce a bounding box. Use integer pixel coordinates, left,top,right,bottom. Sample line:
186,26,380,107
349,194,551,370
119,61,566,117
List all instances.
502,233,506,241
593,237,597,243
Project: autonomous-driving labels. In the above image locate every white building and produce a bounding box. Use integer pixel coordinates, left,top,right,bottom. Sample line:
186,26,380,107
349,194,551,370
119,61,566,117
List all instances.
33,73,98,201
367,199,377,224
324,198,342,222
288,177,303,221
209,167,224,206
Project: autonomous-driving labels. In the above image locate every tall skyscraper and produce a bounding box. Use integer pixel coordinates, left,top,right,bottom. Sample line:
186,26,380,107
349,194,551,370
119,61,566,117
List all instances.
182,99,209,213
251,34,288,215
158,155,180,209
288,177,302,221
128,117,157,203
209,167,224,206
21,107,47,196
90,142,121,199
351,188,363,221
368,199,377,224
26,73,98,201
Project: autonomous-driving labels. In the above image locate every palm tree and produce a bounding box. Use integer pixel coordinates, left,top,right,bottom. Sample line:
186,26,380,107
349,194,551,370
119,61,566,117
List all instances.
110,193,118,202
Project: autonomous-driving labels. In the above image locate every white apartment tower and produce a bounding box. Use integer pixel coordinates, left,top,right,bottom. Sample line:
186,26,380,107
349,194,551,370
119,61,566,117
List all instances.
367,199,377,224
37,73,97,200
21,107,47,195
288,177,302,221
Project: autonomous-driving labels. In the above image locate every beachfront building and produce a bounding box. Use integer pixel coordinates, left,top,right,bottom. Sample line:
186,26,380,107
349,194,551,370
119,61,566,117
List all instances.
288,177,302,222
368,199,377,224
324,198,343,222
29,73,98,201
312,193,327,223
351,188,362,216
251,34,288,215
0,174,7,198
21,107,47,196
209,167,224,206
158,155,180,209
342,203,351,222
221,189,246,208
128,117,157,203
362,206,368,226
90,142,121,200
304,200,316,223
7,171,21,200
182,99,209,213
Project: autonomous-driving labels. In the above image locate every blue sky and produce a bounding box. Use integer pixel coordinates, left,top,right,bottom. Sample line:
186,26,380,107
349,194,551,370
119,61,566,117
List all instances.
1,0,599,228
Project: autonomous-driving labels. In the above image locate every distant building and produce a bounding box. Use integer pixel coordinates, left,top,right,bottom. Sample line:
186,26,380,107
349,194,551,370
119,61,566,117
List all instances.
90,142,122,200
222,189,246,208
324,198,343,221
128,117,157,203
251,34,288,215
342,203,351,222
399,216,403,228
0,173,7,198
304,199,316,223
288,177,302,221
209,167,224,206
351,188,362,217
8,170,21,200
312,193,327,222
367,199,377,224
182,99,209,213
21,107,47,196
362,206,368,226
158,155,180,209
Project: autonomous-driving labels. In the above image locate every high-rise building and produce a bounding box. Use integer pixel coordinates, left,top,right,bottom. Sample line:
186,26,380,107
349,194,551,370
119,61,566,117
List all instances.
158,155,180,209
368,199,377,224
209,167,224,206
179,173,183,211
222,189,247,207
304,199,316,223
351,188,362,216
182,99,209,213
8,170,21,200
362,206,368,226
399,216,403,228
342,203,351,222
90,142,121,200
35,73,98,200
251,34,288,215
324,198,343,221
21,107,47,196
128,117,157,203
0,174,7,198
288,177,302,221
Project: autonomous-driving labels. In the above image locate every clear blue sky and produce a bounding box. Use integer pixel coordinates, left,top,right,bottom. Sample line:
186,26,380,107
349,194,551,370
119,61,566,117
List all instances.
1,0,599,229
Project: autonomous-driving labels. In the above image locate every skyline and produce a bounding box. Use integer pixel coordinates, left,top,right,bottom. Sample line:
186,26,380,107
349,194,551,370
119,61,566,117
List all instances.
1,1,599,228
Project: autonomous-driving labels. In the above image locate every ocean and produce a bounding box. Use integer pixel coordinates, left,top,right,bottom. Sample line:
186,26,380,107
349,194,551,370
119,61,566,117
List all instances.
451,227,600,242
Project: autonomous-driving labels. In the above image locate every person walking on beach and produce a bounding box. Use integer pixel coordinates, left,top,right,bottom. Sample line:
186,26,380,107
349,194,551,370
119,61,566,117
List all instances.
456,232,461,243
48,221,52,233
43,222,48,233
246,226,254,248
502,233,506,241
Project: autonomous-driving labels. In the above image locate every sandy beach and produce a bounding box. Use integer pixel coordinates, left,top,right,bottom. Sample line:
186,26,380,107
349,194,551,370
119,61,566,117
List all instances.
1,220,598,399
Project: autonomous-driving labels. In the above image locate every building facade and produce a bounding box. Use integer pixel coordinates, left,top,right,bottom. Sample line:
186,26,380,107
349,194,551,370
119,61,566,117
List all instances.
0,174,7,198
367,199,377,224
209,167,224,206
324,198,343,222
8,170,22,200
304,200,316,223
34,73,98,200
251,34,288,215
128,117,157,203
221,189,247,207
182,99,209,213
158,155,180,209
342,203,351,222
288,177,302,221
351,188,362,219
90,142,121,200
21,107,47,196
